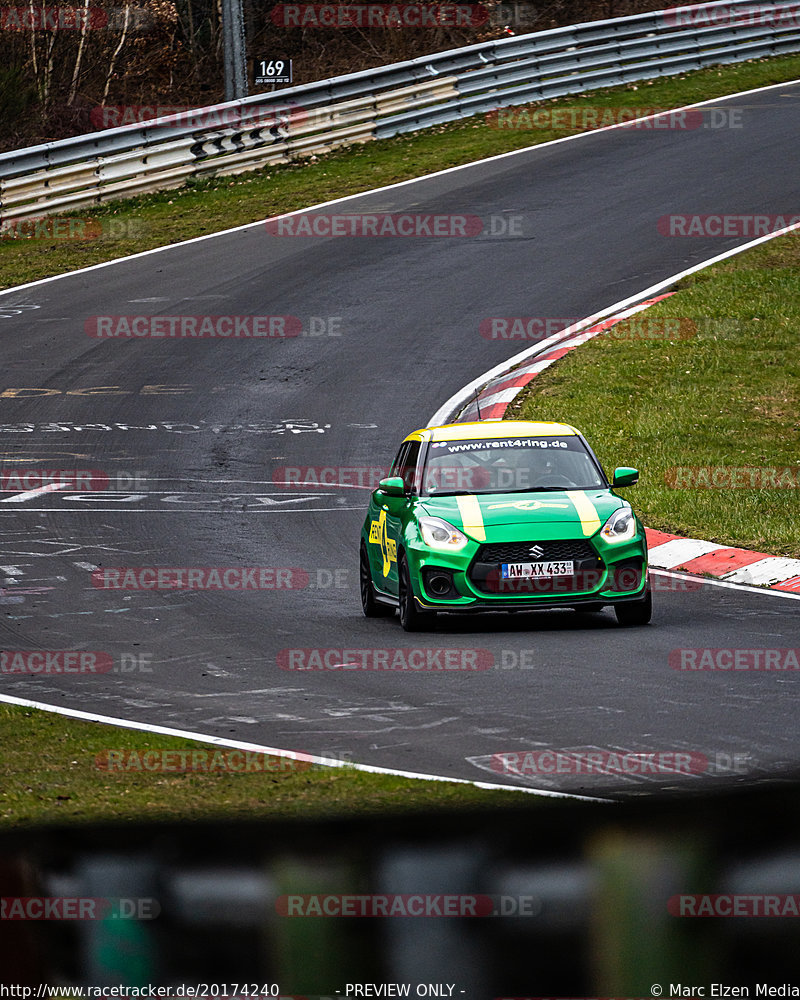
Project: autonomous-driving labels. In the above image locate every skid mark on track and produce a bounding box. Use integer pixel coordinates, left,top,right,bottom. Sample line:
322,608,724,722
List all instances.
189,687,308,698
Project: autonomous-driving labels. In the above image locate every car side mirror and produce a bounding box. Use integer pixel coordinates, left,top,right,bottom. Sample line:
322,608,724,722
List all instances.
612,466,639,488
376,476,407,497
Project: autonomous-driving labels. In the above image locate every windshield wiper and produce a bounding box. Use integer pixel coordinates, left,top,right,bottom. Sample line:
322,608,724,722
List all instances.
424,489,481,497
516,486,573,492
425,488,525,497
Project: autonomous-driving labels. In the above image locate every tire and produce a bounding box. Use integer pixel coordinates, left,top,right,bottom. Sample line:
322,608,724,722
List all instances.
398,553,437,632
614,584,653,627
360,543,394,617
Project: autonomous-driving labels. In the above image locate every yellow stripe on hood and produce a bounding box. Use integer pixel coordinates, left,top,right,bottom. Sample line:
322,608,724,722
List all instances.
456,495,486,541
566,490,601,536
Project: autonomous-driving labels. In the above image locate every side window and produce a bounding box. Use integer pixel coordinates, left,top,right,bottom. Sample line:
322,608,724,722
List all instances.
389,441,421,492
401,441,421,492
390,443,410,479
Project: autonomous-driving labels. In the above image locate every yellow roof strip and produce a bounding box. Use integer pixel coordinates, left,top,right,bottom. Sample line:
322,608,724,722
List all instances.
428,421,577,442
405,420,579,443
456,495,486,542
566,490,601,537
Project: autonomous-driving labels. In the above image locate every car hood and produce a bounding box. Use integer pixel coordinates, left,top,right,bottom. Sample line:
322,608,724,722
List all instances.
417,490,625,539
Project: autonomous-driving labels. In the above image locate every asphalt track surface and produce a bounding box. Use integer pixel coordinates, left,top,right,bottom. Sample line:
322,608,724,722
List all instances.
1,83,799,799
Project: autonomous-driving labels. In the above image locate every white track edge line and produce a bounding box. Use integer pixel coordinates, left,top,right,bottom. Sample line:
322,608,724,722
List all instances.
649,567,800,601
0,692,611,803
1,77,799,299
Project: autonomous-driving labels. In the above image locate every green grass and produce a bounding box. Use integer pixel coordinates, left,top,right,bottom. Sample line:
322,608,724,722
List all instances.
2,53,800,290
0,703,543,829
508,234,800,557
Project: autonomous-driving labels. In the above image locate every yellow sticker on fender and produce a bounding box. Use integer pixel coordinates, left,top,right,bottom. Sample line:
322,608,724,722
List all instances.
456,495,486,541
566,490,601,536
368,509,397,576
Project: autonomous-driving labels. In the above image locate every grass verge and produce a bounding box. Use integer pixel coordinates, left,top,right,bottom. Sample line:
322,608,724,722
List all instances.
0,703,541,829
3,54,800,290
507,233,800,557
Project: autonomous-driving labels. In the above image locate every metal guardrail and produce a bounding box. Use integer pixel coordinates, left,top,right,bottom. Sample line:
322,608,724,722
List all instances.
2,0,800,221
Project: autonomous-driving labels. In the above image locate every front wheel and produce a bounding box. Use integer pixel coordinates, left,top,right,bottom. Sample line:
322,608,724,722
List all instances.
614,585,652,627
360,543,394,617
398,553,437,632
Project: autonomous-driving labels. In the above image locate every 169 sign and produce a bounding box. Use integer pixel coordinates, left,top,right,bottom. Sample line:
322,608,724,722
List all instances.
255,59,292,85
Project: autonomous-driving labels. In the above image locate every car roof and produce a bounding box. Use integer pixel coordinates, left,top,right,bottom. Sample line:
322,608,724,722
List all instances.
403,420,580,443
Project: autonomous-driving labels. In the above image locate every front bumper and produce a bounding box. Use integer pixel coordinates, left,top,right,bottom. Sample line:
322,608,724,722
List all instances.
406,531,648,612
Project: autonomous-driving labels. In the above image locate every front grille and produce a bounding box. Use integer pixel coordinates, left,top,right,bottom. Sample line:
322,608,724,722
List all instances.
469,539,604,596
476,539,597,563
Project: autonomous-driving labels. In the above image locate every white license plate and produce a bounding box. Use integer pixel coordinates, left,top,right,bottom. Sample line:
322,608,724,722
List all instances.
501,560,574,579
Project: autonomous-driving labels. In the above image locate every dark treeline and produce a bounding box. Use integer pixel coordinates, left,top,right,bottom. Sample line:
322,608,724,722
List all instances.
0,0,668,152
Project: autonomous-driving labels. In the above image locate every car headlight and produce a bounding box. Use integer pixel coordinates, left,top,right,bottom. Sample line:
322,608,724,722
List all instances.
600,505,637,543
419,516,469,551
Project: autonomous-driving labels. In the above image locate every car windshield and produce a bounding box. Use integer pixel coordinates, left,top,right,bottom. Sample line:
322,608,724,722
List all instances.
421,435,606,495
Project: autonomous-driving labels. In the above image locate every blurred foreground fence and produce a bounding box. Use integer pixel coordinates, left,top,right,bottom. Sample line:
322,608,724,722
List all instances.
3,784,800,990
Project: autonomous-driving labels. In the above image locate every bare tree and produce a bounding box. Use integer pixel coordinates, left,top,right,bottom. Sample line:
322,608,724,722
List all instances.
102,4,132,103
68,0,91,104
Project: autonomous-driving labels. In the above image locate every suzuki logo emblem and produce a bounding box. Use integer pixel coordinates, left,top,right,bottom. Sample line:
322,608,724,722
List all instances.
528,544,544,558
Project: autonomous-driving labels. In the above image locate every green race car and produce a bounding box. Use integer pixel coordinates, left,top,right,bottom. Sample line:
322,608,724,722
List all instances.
359,419,651,631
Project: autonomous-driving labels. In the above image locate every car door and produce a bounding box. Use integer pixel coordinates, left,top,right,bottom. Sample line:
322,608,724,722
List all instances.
368,440,420,598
